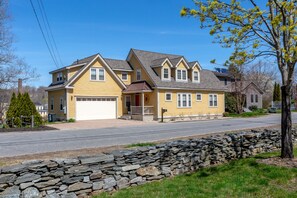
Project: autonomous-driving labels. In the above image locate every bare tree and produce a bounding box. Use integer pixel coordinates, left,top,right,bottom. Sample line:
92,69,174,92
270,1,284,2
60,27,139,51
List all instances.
0,0,38,89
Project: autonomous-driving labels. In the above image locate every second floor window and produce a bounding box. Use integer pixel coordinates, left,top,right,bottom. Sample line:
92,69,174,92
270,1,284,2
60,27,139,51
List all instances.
136,69,141,81
56,72,63,82
90,68,105,81
177,69,187,81
122,72,128,81
193,71,199,82
163,68,170,80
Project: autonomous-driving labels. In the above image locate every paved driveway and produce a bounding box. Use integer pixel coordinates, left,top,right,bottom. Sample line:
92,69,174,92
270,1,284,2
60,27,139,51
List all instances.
51,119,157,130
0,113,297,157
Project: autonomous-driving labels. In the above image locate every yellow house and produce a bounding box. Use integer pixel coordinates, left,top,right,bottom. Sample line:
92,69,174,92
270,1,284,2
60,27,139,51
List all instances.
46,49,226,121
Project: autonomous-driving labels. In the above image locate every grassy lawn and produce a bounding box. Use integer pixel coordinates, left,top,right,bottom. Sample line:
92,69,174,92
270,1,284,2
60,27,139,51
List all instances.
228,111,268,118
95,150,297,198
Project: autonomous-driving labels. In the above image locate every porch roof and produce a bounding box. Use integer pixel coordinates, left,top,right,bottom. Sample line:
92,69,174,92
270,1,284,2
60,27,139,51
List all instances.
123,81,153,94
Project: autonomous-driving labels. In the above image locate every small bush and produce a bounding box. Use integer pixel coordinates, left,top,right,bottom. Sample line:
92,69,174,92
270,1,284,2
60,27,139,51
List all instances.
249,105,258,112
223,112,230,117
68,118,76,123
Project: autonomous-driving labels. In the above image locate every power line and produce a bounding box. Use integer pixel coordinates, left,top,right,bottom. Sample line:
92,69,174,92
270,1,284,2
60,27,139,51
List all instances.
38,0,63,66
29,0,59,68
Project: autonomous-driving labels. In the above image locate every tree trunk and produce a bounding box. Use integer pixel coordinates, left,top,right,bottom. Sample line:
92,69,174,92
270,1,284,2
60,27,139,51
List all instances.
281,85,294,158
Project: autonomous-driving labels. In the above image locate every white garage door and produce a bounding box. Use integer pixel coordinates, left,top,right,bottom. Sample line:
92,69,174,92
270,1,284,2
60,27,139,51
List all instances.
76,97,116,120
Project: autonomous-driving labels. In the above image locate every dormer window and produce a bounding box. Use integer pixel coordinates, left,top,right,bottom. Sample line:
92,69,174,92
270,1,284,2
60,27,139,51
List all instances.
136,69,141,81
56,72,63,82
162,68,170,81
176,69,187,81
193,71,200,83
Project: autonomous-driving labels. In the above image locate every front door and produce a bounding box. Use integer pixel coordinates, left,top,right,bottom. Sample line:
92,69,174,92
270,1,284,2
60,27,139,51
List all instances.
135,94,140,106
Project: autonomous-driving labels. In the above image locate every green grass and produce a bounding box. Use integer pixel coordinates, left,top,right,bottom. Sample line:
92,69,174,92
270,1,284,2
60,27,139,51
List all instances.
94,149,297,198
126,142,157,148
228,111,267,118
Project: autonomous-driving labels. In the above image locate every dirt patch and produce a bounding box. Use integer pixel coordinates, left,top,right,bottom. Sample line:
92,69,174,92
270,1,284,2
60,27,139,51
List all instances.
0,125,58,133
258,157,297,168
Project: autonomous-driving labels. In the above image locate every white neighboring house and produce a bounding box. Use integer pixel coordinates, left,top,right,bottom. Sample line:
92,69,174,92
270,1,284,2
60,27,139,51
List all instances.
35,102,48,119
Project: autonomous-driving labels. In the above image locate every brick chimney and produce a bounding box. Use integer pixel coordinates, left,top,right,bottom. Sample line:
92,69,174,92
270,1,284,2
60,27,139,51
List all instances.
18,78,23,94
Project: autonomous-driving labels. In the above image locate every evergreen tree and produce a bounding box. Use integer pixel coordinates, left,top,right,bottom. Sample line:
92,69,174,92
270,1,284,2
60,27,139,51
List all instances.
6,92,17,120
276,84,281,101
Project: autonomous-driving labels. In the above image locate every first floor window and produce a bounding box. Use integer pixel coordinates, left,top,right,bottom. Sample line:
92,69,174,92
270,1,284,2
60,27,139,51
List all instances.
177,93,191,107
255,94,258,103
122,72,128,80
165,93,172,101
196,93,202,101
50,97,54,110
209,94,218,107
60,97,64,111
251,94,254,103
125,96,131,108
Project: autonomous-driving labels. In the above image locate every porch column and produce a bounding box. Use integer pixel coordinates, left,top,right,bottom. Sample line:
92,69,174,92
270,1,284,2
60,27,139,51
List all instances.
141,92,144,117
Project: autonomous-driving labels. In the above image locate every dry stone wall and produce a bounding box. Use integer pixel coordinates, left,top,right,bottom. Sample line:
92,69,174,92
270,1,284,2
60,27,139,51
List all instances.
0,129,295,198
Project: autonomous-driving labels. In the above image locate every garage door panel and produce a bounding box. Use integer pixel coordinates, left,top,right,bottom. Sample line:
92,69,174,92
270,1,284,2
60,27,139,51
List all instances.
76,97,116,120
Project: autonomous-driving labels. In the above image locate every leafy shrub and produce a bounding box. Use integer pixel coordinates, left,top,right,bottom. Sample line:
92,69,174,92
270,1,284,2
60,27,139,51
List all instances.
68,118,76,123
248,105,258,112
225,93,237,113
223,112,230,117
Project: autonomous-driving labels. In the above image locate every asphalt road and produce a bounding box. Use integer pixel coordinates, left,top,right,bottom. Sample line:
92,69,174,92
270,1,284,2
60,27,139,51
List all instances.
0,114,297,157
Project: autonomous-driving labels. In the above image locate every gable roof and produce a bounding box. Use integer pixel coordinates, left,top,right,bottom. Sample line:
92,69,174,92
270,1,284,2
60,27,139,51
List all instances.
227,81,264,94
123,81,153,93
188,61,202,70
129,49,227,91
104,58,133,71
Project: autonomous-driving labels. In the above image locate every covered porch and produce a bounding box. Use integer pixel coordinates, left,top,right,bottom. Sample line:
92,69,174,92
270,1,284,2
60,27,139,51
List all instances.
122,81,155,121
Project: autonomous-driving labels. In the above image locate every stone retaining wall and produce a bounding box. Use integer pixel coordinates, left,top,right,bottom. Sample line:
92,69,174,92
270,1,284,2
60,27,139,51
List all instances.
0,129,295,198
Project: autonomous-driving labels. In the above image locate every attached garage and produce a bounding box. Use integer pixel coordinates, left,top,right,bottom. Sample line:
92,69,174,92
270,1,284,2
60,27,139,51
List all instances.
76,97,117,120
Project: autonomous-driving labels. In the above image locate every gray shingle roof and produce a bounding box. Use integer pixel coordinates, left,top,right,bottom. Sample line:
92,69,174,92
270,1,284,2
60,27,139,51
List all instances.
151,57,168,67
71,54,98,66
104,58,133,71
169,57,183,66
131,49,227,91
188,61,198,68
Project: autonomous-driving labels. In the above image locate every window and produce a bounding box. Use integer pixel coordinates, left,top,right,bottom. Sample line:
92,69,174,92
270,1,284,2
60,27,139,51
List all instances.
165,93,172,101
125,96,131,108
224,78,228,85
136,69,141,81
177,93,191,108
163,68,170,80
251,94,254,103
176,69,187,81
196,93,202,101
209,94,218,107
60,97,64,111
90,68,105,81
56,72,63,82
255,94,258,103
193,71,199,82
90,69,97,80
50,97,54,110
122,72,128,81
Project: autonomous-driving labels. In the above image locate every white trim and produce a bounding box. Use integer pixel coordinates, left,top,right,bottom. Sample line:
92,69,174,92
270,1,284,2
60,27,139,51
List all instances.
192,70,200,83
66,54,126,89
161,67,171,81
125,95,131,109
66,90,69,120
89,67,105,82
177,93,192,108
112,69,133,72
196,93,202,101
121,72,128,81
174,57,190,69
190,61,202,70
152,87,227,92
136,69,141,81
161,58,174,68
165,92,172,102
208,93,218,107
176,69,188,82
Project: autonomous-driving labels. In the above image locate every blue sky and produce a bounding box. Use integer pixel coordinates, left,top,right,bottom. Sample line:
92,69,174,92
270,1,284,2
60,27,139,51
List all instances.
9,0,234,87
